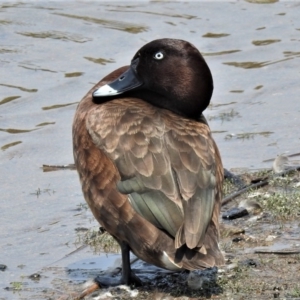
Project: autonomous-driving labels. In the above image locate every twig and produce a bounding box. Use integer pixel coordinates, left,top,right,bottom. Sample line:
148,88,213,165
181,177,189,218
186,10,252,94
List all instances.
222,165,300,206
255,248,300,255
77,282,100,299
273,165,300,177
222,179,268,206
42,164,76,172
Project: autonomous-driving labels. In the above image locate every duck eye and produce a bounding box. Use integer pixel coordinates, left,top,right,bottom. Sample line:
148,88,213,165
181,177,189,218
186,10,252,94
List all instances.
153,52,164,60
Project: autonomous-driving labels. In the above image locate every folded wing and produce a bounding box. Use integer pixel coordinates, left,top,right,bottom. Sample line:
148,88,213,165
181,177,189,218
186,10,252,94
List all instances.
87,99,217,250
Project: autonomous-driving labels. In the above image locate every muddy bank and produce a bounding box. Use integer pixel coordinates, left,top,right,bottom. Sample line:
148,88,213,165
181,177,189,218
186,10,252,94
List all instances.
41,167,300,300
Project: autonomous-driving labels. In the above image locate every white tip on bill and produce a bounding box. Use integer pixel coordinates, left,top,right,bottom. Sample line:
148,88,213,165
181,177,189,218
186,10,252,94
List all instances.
93,84,119,97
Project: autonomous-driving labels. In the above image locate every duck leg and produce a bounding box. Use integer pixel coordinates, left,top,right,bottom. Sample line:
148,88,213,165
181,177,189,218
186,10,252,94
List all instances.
119,241,142,286
94,240,142,287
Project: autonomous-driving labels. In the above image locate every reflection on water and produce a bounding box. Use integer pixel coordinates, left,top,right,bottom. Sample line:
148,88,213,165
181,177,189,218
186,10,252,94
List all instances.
54,12,149,33
165,21,176,26
107,9,198,20
19,64,57,73
223,57,293,69
84,57,115,65
0,127,38,134
254,85,263,90
17,30,92,43
0,83,37,92
202,50,241,56
283,51,300,58
0,95,21,105
211,102,237,108
0,2,23,8
0,19,13,25
208,109,240,122
245,0,278,3
223,61,269,69
36,122,56,127
1,140,22,151
0,48,18,53
225,131,274,140
1,1,299,299
202,32,230,38
42,102,79,110
230,90,244,93
252,39,281,46
65,72,84,78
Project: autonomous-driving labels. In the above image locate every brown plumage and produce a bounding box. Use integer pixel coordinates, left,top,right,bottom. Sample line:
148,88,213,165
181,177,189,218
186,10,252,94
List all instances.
73,39,224,285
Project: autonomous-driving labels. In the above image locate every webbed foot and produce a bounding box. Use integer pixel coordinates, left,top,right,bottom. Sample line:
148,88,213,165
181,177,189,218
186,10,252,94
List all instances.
94,240,143,287
94,271,142,287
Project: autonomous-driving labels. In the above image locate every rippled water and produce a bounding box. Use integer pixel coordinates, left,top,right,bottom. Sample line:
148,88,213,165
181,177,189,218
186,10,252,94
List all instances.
0,1,299,298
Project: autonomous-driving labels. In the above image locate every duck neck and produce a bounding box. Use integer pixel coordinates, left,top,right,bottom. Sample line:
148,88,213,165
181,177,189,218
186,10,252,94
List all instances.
128,88,211,120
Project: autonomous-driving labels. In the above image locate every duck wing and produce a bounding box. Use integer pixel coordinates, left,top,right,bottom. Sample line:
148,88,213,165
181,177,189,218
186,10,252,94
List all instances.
165,113,218,249
86,99,219,250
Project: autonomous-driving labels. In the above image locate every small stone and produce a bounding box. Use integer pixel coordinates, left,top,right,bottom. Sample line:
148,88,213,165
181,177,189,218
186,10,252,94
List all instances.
74,227,88,232
225,263,238,271
28,273,41,281
187,271,204,290
247,192,263,198
265,235,277,242
239,258,259,267
232,237,244,243
219,223,245,237
247,216,259,223
0,264,7,271
187,268,218,290
222,207,249,220
273,285,281,298
99,227,106,234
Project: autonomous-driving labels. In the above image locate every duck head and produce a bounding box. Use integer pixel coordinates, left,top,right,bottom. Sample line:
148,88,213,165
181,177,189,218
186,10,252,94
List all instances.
93,38,213,119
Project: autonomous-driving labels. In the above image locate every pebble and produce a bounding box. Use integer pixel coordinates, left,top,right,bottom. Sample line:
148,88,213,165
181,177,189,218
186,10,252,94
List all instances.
28,273,41,281
265,235,277,242
0,264,7,271
222,207,249,219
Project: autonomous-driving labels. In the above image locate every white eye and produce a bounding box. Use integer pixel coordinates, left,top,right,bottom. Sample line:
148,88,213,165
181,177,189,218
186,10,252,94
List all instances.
153,52,164,60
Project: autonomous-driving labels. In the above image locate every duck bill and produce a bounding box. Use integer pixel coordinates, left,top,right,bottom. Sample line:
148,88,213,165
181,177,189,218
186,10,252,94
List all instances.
93,58,142,97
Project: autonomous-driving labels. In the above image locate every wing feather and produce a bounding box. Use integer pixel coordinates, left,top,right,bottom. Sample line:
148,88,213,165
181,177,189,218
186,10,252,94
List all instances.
164,113,217,248
87,99,219,250
128,149,153,177
129,191,183,237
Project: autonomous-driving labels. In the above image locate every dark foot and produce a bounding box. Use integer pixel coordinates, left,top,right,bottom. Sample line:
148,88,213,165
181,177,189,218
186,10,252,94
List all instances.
127,271,143,286
94,240,143,287
94,272,142,287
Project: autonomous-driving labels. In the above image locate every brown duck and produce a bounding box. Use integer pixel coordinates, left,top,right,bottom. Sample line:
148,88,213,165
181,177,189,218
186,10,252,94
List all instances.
73,38,224,286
